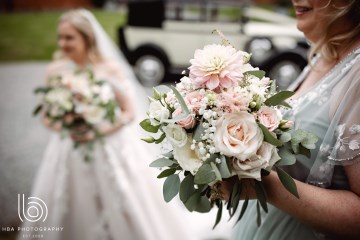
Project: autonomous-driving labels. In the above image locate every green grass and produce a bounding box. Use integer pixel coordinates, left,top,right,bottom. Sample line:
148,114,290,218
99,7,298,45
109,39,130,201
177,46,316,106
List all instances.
0,10,126,62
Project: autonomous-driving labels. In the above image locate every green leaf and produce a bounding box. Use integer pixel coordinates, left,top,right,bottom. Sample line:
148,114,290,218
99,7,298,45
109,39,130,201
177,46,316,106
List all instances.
184,190,201,212
163,151,174,159
157,168,176,178
149,157,174,168
291,129,307,144
279,132,292,143
236,196,249,223
246,70,266,79
155,133,166,144
298,144,311,158
256,201,262,226
213,201,223,229
195,196,212,213
277,147,296,165
32,104,42,116
194,163,217,185
163,174,180,202
179,174,195,203
139,119,160,133
34,86,51,94
210,162,222,181
218,156,232,178
254,181,268,213
258,124,283,147
155,85,171,94
193,118,206,142
230,182,241,217
275,166,299,198
264,91,294,106
170,85,190,115
153,87,162,100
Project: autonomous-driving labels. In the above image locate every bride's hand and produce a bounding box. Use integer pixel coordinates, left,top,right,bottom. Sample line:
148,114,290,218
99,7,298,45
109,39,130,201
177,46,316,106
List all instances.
42,116,62,131
70,130,96,143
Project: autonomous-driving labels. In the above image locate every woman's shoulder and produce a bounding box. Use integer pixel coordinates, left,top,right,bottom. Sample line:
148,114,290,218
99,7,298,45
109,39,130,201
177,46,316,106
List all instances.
95,58,126,78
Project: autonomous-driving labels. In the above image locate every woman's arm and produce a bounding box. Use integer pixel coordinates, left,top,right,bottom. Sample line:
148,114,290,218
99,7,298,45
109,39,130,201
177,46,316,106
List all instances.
261,163,360,239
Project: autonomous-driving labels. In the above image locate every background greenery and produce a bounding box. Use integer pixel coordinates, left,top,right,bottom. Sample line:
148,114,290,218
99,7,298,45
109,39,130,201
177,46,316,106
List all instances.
0,10,126,62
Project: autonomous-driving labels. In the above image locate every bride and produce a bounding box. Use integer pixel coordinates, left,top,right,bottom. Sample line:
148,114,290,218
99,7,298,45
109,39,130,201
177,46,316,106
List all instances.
18,9,194,240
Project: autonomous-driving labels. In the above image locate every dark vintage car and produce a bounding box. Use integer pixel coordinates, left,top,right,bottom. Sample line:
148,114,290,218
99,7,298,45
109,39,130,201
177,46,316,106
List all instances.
118,0,309,89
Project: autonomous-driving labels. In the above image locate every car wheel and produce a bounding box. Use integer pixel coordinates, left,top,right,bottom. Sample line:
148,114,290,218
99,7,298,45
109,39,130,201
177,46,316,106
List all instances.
269,60,302,90
134,55,166,87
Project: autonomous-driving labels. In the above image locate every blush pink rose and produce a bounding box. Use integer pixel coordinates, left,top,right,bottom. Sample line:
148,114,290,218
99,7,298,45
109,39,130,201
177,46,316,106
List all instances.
185,90,204,112
217,90,250,113
173,108,196,129
257,106,281,132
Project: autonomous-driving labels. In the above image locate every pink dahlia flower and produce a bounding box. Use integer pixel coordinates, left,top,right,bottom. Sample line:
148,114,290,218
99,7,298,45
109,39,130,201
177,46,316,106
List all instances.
189,44,245,90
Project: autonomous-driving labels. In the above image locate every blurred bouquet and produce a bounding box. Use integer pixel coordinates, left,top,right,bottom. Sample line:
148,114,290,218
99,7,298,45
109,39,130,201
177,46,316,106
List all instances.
33,69,118,160
140,34,318,227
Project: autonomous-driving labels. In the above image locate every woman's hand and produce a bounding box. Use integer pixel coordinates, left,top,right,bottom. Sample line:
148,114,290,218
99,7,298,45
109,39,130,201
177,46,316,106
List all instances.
42,116,62,132
214,176,257,201
70,130,95,143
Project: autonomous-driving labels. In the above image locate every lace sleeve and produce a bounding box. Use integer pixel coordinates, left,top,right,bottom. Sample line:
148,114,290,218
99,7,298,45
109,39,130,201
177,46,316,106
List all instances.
327,57,360,165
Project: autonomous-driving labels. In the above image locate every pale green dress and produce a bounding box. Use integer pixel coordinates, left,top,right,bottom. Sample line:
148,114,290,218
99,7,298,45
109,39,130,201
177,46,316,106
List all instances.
232,46,360,240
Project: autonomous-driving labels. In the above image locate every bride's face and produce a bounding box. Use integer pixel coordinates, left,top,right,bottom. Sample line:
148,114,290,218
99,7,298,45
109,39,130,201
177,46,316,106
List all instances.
57,21,87,61
291,0,347,43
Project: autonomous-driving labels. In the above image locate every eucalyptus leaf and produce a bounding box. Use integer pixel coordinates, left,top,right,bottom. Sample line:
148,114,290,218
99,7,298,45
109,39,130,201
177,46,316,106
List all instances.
163,174,180,202
245,70,266,79
210,162,222,181
279,132,292,143
277,147,296,166
298,144,311,158
275,166,299,198
170,86,190,115
139,119,160,133
194,164,217,185
254,181,268,213
154,85,171,94
184,190,201,212
157,168,176,178
264,91,294,107
258,124,283,147
149,158,174,168
291,129,307,144
256,201,262,226
236,196,249,223
195,196,212,213
193,118,206,142
218,156,232,178
179,174,195,203
213,201,223,229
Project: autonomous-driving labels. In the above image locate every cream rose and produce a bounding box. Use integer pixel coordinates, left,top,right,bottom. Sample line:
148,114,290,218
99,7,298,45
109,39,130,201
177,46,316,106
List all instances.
163,123,188,148
257,106,281,132
83,105,106,124
232,142,281,180
214,112,263,161
148,101,170,125
173,135,203,175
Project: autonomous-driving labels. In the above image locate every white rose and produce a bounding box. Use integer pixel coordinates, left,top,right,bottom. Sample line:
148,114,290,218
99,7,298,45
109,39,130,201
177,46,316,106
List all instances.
71,75,91,97
214,112,263,161
99,84,115,103
173,135,204,175
83,105,106,124
257,106,282,132
148,101,170,125
163,123,188,148
232,142,280,180
45,88,73,111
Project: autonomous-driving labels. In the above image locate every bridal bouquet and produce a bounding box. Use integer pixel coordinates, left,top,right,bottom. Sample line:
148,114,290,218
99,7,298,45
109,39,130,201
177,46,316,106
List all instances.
33,69,118,160
140,36,318,227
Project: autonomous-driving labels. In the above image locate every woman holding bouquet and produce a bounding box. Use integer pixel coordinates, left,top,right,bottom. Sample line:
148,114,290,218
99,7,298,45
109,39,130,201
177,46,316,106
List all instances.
19,9,194,240
219,0,360,239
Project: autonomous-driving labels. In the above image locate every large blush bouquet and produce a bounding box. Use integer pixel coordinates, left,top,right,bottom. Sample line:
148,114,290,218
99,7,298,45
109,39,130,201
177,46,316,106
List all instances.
33,69,118,160
140,35,318,227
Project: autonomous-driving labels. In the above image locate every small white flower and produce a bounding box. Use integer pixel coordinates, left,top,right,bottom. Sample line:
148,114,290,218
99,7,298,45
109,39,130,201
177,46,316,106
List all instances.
148,101,170,125
83,105,107,124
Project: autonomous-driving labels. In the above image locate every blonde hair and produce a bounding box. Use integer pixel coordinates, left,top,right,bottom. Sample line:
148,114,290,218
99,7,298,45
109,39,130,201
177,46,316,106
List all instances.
309,0,360,62
54,10,102,63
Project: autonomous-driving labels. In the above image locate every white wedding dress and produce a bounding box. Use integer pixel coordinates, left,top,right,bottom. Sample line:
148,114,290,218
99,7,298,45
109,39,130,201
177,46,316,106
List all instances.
18,58,197,240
